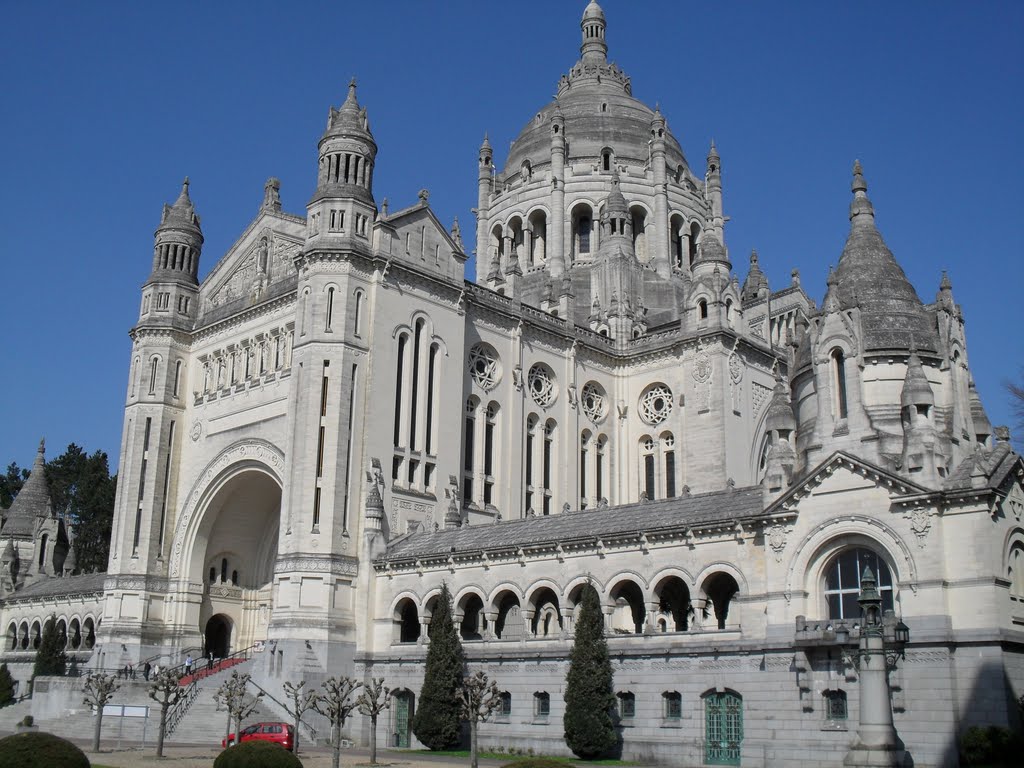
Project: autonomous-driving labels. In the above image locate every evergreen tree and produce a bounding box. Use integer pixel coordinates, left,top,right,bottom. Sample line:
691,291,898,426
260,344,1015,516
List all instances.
33,616,68,680
0,663,15,707
46,444,116,574
564,583,618,759
0,462,29,509
412,581,464,750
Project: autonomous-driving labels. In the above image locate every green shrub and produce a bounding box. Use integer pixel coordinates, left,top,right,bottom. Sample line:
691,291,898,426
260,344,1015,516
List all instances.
213,740,304,768
0,731,90,768
0,664,15,707
500,759,570,768
411,582,464,750
960,725,1024,767
18,716,33,728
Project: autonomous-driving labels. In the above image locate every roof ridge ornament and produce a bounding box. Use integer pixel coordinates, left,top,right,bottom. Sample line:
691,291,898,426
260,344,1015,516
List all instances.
849,159,875,224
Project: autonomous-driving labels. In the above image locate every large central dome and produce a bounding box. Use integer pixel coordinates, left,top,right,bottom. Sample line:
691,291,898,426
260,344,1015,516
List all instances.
503,2,688,178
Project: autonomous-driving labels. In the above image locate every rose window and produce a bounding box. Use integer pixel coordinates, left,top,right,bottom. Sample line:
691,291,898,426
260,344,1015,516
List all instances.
468,344,501,390
639,384,673,425
581,382,607,422
528,363,557,407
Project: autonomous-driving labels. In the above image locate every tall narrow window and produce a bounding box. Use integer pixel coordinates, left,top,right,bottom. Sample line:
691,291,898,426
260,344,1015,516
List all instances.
173,361,182,397
543,420,555,515
689,223,700,265
149,357,159,395
408,321,423,449
596,436,606,503
353,291,363,337
425,344,438,455
580,432,590,508
663,433,676,498
832,348,849,419
38,534,48,570
394,335,407,447
644,454,656,500
325,287,335,331
341,363,357,532
313,360,329,530
579,216,592,254
157,421,175,554
525,416,537,513
133,417,152,555
484,403,497,505
464,399,476,503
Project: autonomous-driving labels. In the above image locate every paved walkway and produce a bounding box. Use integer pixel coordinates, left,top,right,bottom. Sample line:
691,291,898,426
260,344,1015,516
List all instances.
82,745,515,768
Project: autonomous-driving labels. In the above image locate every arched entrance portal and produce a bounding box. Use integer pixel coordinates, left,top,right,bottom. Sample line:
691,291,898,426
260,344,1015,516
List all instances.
205,614,232,659
186,464,282,652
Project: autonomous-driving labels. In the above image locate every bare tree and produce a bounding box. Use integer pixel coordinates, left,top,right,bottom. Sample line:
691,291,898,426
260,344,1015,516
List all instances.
215,671,263,747
1007,373,1024,450
283,679,318,755
356,677,391,764
148,669,183,757
82,673,119,753
458,671,503,768
314,676,363,768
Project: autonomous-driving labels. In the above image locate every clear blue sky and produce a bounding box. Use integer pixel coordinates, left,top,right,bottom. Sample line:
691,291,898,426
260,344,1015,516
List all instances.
1,1,1022,471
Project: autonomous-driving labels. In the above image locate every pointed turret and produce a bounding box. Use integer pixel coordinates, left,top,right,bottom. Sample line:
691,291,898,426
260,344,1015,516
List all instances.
313,78,378,207
741,250,770,303
4,440,52,537
261,177,282,213
763,376,797,501
706,140,724,238
968,379,992,445
150,177,203,285
591,173,644,342
900,350,940,482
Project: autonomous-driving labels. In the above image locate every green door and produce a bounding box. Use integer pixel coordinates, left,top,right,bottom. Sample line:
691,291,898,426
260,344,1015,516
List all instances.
705,692,742,765
394,692,411,748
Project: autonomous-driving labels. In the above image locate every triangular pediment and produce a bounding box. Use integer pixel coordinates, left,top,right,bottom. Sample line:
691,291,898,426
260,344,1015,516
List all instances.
199,211,305,313
767,451,931,516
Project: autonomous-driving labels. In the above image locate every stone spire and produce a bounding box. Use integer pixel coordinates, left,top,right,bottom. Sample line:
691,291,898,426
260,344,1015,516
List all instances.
261,177,282,212
831,161,937,353
314,77,378,206
763,375,797,501
968,379,992,444
741,250,770,303
4,440,53,536
900,349,939,483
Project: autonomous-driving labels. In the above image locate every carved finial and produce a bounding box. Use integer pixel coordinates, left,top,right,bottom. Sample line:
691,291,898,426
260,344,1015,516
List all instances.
38,438,45,456
451,217,463,249
418,189,429,204
381,197,389,217
262,177,281,212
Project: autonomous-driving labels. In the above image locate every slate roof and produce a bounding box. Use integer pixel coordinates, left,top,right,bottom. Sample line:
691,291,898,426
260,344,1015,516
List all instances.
944,441,1021,492
2,440,51,538
381,486,765,561
1,572,106,601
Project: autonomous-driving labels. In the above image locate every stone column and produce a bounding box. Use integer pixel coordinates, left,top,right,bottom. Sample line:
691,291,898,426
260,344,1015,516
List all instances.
548,111,566,278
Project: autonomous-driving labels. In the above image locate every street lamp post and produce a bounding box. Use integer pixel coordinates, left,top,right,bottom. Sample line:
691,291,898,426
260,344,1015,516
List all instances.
843,566,907,767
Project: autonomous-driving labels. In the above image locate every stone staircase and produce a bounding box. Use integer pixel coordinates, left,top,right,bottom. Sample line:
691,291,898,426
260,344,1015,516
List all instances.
167,658,280,746
0,698,36,734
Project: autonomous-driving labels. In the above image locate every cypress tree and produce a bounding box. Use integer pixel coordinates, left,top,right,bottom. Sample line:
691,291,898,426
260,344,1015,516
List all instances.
33,616,68,679
412,582,464,750
564,583,618,759
0,663,15,707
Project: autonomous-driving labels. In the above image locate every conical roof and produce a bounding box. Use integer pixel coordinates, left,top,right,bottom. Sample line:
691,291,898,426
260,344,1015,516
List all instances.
4,440,52,537
605,172,628,217
968,380,992,438
158,178,203,237
323,78,375,144
766,377,797,432
901,350,934,407
832,162,937,353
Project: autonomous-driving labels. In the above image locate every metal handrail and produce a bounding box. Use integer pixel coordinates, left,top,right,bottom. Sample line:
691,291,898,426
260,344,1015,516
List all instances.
246,678,318,742
165,643,259,682
166,678,200,735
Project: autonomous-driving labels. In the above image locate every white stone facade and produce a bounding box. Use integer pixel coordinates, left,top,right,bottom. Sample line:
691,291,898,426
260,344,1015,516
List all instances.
3,4,1023,766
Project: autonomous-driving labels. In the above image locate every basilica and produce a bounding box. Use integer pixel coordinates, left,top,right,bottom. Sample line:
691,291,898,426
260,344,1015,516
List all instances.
2,3,1022,766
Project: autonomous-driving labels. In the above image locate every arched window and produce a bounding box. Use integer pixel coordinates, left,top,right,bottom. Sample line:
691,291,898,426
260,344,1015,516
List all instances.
670,214,685,269
617,691,636,720
1009,544,1024,600
662,432,676,498
463,398,477,504
698,299,709,322
832,348,849,420
543,420,556,515
689,222,701,265
580,431,591,509
221,558,228,583
38,534,49,571
663,691,682,719
353,290,364,337
631,206,648,263
596,435,608,504
573,206,594,259
528,210,547,264
498,692,512,717
149,357,159,395
824,547,894,619
525,415,538,514
483,403,498,505
393,333,408,450
640,437,657,501
325,287,335,331
533,691,551,718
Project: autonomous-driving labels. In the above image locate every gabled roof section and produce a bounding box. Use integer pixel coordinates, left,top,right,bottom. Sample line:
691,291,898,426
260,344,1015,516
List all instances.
384,196,466,261
945,441,1023,493
1,572,106,602
381,485,765,562
767,450,931,515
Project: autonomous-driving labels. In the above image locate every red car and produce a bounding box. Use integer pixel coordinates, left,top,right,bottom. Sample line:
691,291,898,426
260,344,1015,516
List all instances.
222,722,295,750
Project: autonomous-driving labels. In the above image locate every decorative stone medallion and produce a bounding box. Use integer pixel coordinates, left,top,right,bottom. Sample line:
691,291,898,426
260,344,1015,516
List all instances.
468,343,501,390
580,381,607,423
639,383,673,425
528,363,557,407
